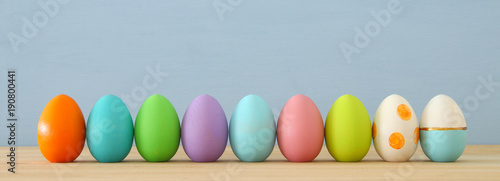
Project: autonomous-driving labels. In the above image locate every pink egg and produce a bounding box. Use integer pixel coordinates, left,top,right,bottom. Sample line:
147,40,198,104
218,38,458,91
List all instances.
277,94,324,162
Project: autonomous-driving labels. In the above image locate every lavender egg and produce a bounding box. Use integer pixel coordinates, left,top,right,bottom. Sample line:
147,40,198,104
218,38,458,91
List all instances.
181,94,228,162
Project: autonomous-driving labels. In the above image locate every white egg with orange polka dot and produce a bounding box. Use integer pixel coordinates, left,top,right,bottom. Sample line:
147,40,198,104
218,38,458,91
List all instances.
373,94,419,162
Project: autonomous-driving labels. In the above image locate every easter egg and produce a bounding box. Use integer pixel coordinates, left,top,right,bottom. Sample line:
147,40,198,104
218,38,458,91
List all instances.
420,94,467,162
135,94,180,162
181,94,228,162
373,94,419,162
229,94,276,162
87,95,134,162
37,94,85,163
277,94,324,162
325,94,371,162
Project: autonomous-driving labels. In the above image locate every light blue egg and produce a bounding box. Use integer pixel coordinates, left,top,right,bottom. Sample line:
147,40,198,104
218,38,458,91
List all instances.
229,94,276,162
420,130,467,162
87,95,134,162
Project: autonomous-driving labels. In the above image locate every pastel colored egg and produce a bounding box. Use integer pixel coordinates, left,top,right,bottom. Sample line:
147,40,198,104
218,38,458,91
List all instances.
37,94,85,163
277,94,324,162
181,94,228,162
373,94,419,162
135,94,180,162
229,94,276,162
325,94,372,162
87,95,134,162
420,94,467,162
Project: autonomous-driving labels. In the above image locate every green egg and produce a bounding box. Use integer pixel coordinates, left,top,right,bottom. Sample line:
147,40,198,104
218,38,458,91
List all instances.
135,94,180,162
325,94,372,162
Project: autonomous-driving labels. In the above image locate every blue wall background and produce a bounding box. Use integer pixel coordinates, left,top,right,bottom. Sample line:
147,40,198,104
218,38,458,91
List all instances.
1,0,499,146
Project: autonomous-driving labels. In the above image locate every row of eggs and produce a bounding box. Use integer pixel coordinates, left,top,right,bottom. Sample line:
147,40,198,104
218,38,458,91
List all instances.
37,94,467,163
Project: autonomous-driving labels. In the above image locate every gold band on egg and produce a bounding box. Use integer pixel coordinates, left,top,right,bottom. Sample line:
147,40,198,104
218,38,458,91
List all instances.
419,127,467,131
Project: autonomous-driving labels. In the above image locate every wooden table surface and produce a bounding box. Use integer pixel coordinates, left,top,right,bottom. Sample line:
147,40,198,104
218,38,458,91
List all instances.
2,145,500,180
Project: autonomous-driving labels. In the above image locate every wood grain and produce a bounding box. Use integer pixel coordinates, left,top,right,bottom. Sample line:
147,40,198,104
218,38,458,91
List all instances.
2,145,500,180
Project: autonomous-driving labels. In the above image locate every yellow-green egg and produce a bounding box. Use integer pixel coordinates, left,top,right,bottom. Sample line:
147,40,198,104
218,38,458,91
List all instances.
325,94,371,162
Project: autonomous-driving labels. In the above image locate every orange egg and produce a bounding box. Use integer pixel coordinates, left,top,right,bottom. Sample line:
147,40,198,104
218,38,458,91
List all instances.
372,122,377,139
37,94,86,163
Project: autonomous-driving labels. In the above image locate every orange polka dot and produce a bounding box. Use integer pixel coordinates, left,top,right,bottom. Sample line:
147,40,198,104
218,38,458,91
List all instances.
414,127,419,145
389,132,405,149
397,104,411,121
372,122,377,139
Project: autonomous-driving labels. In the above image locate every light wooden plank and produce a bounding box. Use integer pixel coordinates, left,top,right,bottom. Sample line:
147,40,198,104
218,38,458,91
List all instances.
1,145,499,180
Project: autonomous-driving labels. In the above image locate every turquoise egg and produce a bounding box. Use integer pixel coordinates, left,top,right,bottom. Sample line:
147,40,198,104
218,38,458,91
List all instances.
87,95,134,162
229,94,276,162
420,94,467,162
